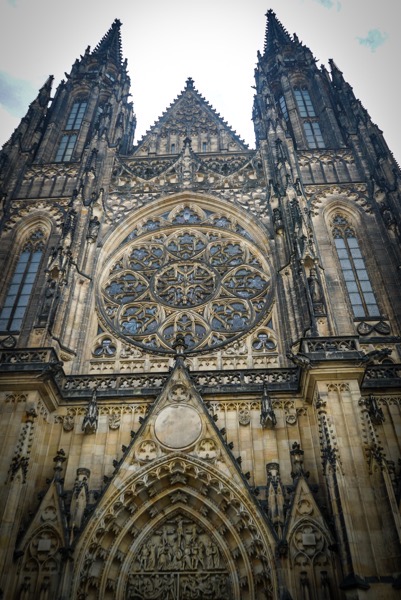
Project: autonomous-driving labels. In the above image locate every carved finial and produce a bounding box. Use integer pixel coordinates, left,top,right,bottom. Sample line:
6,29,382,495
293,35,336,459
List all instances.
53,448,66,480
185,77,194,90
82,388,99,434
173,333,188,356
364,394,385,425
260,384,277,429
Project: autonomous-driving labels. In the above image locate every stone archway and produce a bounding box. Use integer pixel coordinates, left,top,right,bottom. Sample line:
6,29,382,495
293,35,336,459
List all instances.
71,454,277,599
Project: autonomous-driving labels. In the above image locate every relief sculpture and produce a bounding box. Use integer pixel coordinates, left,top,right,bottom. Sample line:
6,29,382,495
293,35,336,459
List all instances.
127,516,230,599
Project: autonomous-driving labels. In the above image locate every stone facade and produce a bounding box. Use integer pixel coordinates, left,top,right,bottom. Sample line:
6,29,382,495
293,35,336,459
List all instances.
0,11,400,600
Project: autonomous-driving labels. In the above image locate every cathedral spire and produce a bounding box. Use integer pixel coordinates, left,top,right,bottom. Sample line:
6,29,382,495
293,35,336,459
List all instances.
92,18,123,66
263,9,293,54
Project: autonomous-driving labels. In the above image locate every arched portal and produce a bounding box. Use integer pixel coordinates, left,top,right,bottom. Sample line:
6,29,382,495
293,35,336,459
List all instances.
72,454,277,599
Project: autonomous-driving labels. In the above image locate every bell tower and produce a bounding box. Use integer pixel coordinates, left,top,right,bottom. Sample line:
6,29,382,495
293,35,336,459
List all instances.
252,9,401,342
34,17,135,165
0,20,136,350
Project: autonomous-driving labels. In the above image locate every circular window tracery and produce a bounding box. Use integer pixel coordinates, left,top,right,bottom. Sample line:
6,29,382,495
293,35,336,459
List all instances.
98,218,274,354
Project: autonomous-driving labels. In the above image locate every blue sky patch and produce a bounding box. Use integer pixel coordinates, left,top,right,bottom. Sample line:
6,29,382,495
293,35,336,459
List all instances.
314,0,341,10
357,29,388,52
0,71,37,117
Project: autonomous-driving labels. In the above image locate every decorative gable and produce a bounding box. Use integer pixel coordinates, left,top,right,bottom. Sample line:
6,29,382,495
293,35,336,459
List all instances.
71,358,278,599
134,78,249,156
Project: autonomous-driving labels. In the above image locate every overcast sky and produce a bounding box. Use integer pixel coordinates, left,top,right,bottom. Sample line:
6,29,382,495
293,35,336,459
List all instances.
0,0,399,163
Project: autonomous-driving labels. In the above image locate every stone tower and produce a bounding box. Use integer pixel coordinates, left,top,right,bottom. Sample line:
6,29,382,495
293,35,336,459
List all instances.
0,11,400,600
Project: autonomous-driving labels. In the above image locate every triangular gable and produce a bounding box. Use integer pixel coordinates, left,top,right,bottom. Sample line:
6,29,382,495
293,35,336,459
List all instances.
108,356,253,489
285,476,335,567
134,78,249,156
15,477,69,554
71,358,278,598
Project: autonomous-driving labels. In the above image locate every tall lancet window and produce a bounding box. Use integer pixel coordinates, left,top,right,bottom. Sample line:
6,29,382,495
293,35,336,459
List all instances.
294,87,325,149
332,215,380,318
0,230,46,332
55,100,87,162
65,101,87,131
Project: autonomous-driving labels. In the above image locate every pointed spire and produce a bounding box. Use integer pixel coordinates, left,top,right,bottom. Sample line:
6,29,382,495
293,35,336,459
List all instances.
32,75,53,110
264,9,293,54
92,18,123,65
329,58,346,86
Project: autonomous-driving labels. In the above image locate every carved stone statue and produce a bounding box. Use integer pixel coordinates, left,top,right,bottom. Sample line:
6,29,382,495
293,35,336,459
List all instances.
82,389,98,434
87,215,101,242
307,267,325,315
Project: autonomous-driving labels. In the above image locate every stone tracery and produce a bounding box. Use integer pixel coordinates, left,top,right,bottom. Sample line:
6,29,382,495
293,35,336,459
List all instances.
99,206,274,353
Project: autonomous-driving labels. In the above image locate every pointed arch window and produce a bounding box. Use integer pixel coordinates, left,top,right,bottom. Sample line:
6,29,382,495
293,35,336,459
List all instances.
279,95,289,121
0,230,46,332
55,134,77,162
65,101,87,131
294,88,315,117
332,215,380,318
294,87,325,149
55,100,87,162
303,122,325,149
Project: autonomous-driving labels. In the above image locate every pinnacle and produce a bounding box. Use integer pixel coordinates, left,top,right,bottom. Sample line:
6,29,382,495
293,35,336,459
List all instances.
264,9,293,54
185,77,195,90
92,18,124,65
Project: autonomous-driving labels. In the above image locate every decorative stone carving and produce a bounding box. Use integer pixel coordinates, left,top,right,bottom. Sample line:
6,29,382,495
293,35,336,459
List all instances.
5,392,27,403
238,408,251,426
292,523,328,567
290,442,309,480
93,337,117,357
266,462,285,536
357,320,391,336
260,385,276,429
169,383,189,403
136,440,158,462
108,412,121,430
98,206,274,354
126,516,230,599
197,438,218,460
87,215,101,242
285,413,297,426
82,388,99,434
0,334,17,348
62,414,75,432
307,267,325,315
252,330,276,352
363,394,385,425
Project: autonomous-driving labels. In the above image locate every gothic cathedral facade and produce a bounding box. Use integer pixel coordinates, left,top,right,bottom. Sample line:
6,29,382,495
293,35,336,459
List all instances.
0,11,400,600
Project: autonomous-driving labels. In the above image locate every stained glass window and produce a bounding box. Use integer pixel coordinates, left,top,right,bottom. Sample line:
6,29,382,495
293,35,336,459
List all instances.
294,87,325,149
0,230,45,331
99,207,274,354
332,215,380,318
55,134,77,162
55,100,87,162
65,101,87,131
279,95,289,121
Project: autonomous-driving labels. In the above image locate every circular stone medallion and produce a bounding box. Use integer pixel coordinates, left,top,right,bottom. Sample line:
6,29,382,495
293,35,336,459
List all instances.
154,405,202,449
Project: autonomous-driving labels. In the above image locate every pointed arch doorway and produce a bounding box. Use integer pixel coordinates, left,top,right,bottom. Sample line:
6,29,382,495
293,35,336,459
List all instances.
72,455,277,600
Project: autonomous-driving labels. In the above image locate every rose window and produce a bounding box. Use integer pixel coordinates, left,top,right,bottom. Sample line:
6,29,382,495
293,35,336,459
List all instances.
99,224,274,353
